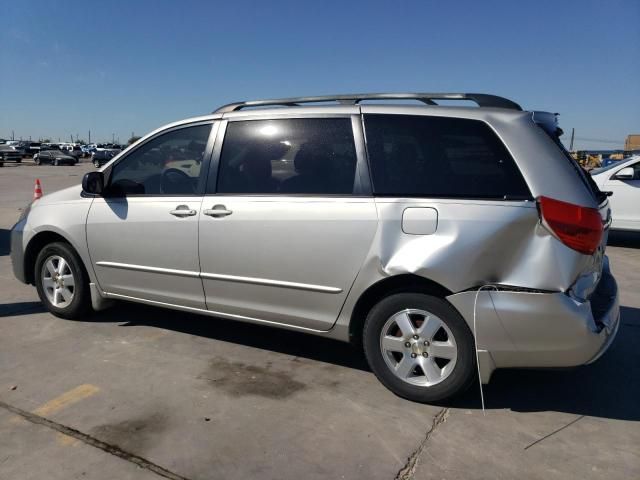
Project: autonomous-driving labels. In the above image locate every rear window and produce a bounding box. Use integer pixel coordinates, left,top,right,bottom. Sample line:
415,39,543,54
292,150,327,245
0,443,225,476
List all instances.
364,114,531,199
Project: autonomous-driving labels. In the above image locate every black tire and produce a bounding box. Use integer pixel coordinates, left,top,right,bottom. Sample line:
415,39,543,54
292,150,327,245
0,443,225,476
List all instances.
94,160,100,168
35,242,92,319
34,157,41,165
54,159,59,166
363,293,476,403
16,158,22,163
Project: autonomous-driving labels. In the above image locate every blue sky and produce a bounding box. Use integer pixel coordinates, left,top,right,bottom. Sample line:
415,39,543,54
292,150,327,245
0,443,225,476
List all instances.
1,0,638,149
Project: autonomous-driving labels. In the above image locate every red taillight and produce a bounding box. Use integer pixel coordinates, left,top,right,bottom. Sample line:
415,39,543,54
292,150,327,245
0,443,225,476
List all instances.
537,196,603,255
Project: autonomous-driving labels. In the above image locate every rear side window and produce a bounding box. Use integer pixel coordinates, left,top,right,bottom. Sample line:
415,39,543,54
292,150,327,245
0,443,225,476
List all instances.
216,118,357,195
364,114,531,199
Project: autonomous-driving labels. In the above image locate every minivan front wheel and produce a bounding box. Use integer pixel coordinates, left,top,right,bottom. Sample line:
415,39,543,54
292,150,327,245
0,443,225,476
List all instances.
363,293,475,403
35,242,91,319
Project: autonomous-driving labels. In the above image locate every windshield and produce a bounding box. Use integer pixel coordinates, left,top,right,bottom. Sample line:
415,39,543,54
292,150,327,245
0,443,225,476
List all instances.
590,162,622,175
591,156,639,175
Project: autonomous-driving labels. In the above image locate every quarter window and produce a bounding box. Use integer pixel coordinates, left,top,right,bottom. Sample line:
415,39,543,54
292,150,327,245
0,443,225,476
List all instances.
215,118,358,195
109,124,211,195
364,114,531,199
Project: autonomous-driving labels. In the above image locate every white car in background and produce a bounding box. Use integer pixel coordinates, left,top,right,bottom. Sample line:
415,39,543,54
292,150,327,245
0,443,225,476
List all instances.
591,155,640,231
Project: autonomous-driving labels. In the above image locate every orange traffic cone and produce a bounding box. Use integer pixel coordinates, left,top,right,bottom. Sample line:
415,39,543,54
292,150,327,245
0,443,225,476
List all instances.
33,179,43,200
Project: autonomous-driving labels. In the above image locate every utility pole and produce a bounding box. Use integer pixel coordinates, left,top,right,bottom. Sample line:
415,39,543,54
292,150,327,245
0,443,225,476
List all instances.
569,128,575,151
11,130,15,140
88,130,91,143
112,133,115,143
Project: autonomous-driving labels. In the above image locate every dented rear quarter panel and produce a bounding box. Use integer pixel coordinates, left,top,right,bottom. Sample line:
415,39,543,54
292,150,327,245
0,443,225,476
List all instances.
333,197,594,336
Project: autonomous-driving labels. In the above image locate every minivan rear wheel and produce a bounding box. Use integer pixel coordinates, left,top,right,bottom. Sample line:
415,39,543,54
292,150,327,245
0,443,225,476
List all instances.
363,293,475,403
35,242,91,319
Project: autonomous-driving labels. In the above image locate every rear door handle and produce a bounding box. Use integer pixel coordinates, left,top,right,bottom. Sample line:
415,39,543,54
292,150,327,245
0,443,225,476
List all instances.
203,204,233,217
170,205,197,217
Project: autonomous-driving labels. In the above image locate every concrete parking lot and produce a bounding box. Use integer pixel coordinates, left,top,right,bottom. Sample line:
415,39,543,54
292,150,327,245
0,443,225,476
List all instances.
1,160,638,480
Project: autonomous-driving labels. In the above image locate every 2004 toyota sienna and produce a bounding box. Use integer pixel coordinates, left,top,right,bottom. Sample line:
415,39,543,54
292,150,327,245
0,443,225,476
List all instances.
10,93,620,402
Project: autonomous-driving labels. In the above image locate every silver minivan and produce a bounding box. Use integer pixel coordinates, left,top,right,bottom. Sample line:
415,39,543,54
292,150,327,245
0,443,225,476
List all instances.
10,93,620,402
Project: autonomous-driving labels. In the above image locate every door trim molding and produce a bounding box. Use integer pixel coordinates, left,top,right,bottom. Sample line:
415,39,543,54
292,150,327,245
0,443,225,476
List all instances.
102,292,332,333
96,261,200,278
95,261,342,293
199,272,342,293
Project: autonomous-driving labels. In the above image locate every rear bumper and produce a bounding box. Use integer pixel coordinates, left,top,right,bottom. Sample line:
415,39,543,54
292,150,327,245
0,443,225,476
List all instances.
447,257,620,379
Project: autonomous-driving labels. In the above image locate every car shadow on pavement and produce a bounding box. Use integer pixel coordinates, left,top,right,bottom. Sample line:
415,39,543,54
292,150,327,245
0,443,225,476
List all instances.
452,305,640,421
91,302,370,372
608,230,640,248
0,229,10,256
0,301,47,317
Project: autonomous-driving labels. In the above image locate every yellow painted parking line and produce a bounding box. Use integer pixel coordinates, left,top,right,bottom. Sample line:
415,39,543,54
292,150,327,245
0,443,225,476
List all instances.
8,383,100,427
33,384,100,417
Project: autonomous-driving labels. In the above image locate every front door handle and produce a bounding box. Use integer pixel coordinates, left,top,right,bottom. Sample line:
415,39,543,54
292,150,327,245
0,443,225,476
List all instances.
203,204,233,217
170,205,197,217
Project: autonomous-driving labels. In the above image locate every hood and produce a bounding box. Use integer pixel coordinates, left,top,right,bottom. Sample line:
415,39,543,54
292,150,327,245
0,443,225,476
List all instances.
36,184,86,205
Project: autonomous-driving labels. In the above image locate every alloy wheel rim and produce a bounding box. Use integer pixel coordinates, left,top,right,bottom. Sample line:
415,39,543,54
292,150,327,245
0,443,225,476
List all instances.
379,308,457,387
42,255,75,308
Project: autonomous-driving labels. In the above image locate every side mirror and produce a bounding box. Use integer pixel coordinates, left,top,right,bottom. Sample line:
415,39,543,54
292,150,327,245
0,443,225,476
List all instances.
82,171,104,195
613,167,634,181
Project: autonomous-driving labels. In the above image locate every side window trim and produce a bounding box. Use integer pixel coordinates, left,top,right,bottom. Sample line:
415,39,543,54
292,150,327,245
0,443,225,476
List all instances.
205,119,228,195
205,115,366,196
105,120,218,197
351,114,373,196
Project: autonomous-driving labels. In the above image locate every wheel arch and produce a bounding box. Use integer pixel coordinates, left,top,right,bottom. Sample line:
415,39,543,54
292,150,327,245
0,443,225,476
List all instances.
348,274,453,346
24,230,87,285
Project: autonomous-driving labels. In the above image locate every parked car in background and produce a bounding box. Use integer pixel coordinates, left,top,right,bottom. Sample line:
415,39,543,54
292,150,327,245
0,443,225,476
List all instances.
591,155,640,231
3,143,25,157
92,149,120,167
80,145,93,157
0,145,23,164
40,143,60,151
11,93,619,403
33,150,78,166
65,145,84,160
600,158,621,168
22,142,42,156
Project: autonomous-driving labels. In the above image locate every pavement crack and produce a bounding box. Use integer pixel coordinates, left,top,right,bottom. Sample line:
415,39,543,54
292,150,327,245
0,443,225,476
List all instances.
394,407,449,480
524,415,584,450
0,400,191,480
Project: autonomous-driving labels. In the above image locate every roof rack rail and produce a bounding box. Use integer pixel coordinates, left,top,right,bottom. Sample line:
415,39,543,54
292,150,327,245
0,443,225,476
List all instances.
213,92,522,113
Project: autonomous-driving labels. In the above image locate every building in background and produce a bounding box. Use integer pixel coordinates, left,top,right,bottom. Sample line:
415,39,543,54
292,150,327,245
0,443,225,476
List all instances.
624,134,640,152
